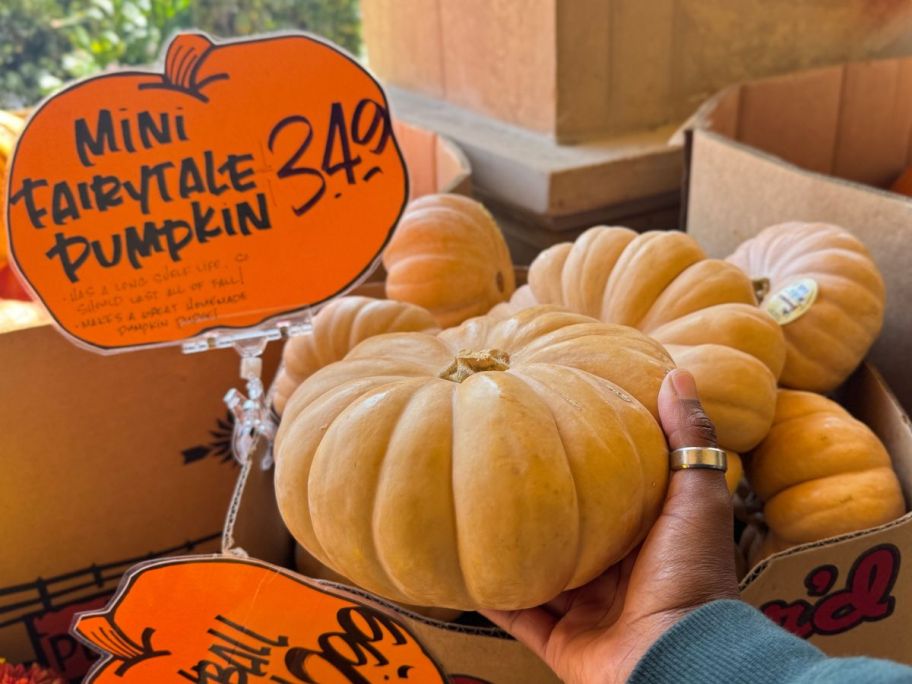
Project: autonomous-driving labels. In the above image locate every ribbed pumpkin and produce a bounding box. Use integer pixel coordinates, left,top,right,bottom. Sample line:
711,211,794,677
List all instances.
727,222,885,392
747,390,905,548
518,226,785,452
293,544,464,622
275,306,673,610
272,296,438,414
382,194,515,327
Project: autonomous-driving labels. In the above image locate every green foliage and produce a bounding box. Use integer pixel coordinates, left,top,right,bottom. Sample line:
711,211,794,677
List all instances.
0,0,77,108
59,0,193,77
0,0,362,107
190,0,361,56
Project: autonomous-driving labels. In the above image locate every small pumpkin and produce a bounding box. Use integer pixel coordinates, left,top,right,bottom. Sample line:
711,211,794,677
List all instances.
382,194,515,327
276,306,673,610
272,296,438,414
747,390,905,550
521,226,785,452
727,222,885,392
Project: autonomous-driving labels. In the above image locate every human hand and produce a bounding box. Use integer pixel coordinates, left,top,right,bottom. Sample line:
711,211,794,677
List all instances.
480,369,740,684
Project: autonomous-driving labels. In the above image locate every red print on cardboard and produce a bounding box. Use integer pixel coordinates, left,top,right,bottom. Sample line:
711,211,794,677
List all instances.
760,544,899,639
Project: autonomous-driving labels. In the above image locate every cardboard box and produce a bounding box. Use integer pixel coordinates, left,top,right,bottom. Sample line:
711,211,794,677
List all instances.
363,0,912,142
0,323,281,679
245,279,912,674
739,363,912,661
393,119,472,200
683,57,912,413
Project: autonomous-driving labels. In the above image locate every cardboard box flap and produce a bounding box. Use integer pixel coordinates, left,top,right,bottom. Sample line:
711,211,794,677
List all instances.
838,364,912,506
688,56,912,187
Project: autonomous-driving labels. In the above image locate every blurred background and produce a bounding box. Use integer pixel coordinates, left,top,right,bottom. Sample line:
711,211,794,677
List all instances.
0,0,360,108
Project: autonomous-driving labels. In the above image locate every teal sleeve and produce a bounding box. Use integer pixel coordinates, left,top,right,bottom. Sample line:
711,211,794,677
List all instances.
629,599,912,683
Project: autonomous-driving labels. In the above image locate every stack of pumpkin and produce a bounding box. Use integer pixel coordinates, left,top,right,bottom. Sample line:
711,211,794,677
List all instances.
270,193,905,617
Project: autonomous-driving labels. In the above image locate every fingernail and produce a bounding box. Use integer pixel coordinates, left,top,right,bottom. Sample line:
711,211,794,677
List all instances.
671,369,698,400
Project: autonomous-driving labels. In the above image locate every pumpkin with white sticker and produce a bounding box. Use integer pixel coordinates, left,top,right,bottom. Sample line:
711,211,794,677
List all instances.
726,222,885,392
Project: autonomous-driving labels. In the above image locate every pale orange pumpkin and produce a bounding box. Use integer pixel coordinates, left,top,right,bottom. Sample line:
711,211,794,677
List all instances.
519,226,785,452
382,194,515,327
747,390,905,551
727,222,885,392
272,296,438,414
276,306,673,610
293,544,464,622
722,451,743,495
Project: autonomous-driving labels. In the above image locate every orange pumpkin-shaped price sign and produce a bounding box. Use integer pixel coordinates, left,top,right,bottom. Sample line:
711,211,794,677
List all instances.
73,557,450,683
5,33,408,351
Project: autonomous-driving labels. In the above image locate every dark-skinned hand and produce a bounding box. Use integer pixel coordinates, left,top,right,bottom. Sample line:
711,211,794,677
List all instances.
481,369,741,684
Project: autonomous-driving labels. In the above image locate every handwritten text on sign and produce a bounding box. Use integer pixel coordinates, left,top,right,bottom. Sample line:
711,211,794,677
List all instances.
6,33,408,350
72,557,449,683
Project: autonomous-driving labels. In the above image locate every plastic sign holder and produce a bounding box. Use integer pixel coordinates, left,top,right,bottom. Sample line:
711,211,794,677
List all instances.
0,31,470,683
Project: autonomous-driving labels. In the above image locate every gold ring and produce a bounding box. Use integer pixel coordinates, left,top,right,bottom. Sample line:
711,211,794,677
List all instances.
670,447,728,472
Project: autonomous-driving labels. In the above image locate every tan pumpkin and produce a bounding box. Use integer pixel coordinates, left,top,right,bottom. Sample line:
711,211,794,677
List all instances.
521,226,785,452
747,390,905,550
725,451,743,495
727,222,885,392
272,296,439,414
276,306,673,610
661,345,777,453
293,544,464,623
383,194,515,327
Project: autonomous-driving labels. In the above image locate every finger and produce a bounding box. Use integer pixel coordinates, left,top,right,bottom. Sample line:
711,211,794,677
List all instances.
651,369,739,600
658,369,729,500
479,607,557,662
658,368,718,450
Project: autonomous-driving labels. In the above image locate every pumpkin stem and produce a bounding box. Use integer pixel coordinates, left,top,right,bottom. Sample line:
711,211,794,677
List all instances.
440,348,510,382
752,277,771,303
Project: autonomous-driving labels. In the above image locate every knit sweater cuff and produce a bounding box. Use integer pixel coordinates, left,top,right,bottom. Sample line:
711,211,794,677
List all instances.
628,599,825,683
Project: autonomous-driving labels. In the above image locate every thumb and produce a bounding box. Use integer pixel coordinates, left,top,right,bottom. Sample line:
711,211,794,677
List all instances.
653,369,739,598
658,368,719,451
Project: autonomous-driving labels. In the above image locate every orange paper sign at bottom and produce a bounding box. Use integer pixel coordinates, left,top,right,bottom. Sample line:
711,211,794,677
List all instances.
72,556,449,683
